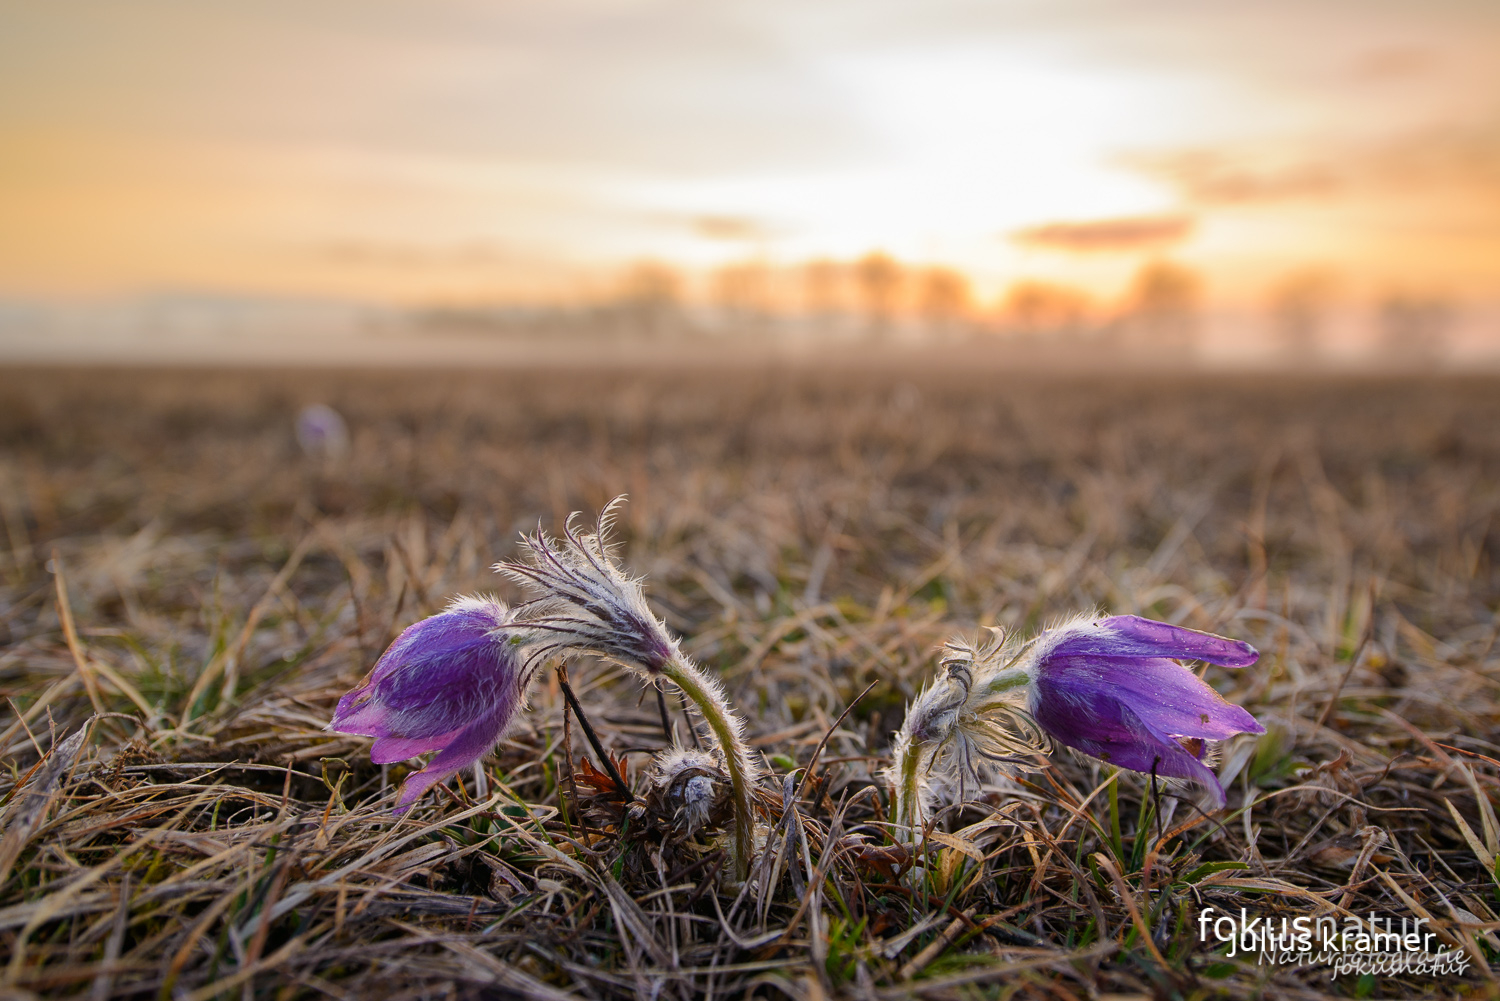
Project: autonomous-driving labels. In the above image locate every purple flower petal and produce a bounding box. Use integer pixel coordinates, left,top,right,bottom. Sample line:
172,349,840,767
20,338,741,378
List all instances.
368,642,512,740
371,731,460,764
1030,685,1228,807
394,705,513,811
1042,654,1265,741
331,603,516,741
331,685,393,737
1050,615,1259,668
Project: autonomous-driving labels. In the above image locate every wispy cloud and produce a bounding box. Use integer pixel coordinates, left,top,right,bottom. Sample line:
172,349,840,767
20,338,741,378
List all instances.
1011,215,1194,253
1125,127,1500,206
1122,151,1339,206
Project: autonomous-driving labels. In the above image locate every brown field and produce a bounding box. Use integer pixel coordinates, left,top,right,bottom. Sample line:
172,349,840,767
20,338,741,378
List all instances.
1,363,1498,999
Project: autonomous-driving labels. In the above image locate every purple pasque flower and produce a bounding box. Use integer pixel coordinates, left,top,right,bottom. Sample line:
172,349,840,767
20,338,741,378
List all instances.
330,596,529,811
295,403,349,462
1024,614,1263,808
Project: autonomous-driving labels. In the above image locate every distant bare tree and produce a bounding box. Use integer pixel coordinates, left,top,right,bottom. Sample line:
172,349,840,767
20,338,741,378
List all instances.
800,259,846,316
853,252,904,333
1379,294,1450,367
1271,270,1335,358
616,260,683,337
1002,280,1091,338
1121,260,1201,353
712,260,774,326
916,267,973,336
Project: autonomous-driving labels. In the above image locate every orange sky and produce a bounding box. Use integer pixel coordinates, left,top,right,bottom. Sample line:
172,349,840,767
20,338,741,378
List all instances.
2,0,1497,309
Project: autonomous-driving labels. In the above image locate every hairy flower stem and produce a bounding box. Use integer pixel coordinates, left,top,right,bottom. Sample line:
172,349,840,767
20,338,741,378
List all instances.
661,655,756,880
888,732,948,840
886,662,1035,842
891,735,929,840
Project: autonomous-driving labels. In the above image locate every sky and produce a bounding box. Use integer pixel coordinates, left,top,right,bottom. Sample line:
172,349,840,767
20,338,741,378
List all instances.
2,0,1498,310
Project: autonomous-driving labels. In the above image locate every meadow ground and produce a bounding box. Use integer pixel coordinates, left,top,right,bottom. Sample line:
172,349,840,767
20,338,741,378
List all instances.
0,362,1497,1000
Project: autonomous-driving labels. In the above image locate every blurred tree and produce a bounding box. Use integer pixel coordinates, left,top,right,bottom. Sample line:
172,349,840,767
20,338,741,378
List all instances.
853,251,904,332
1002,280,1091,337
1379,293,1450,367
616,260,683,337
712,260,774,321
1271,269,1336,358
1122,260,1201,352
619,260,681,306
916,267,973,335
800,258,846,315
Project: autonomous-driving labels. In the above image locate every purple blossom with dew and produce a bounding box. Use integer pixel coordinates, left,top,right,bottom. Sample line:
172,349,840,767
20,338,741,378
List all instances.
1024,614,1263,808
329,596,529,811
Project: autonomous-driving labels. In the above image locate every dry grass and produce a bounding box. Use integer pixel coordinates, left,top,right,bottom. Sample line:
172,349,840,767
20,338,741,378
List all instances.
0,363,1497,1000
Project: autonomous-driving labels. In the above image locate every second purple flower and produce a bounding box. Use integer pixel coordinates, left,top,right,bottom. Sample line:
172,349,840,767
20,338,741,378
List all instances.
890,613,1264,833
1026,614,1263,807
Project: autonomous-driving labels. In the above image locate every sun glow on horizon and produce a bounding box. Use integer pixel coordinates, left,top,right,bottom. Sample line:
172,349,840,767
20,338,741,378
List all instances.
2,1,1497,317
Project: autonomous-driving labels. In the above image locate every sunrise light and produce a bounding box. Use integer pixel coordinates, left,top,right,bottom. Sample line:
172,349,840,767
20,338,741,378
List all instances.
1,1,1497,360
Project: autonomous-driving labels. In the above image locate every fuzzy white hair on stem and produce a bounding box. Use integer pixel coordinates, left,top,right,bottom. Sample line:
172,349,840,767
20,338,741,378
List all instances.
495,496,761,880
887,628,1048,840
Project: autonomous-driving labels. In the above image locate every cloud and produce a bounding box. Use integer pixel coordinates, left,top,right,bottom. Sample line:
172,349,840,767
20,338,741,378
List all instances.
691,215,772,241
314,240,517,268
0,1,876,177
1350,45,1436,82
1360,129,1500,190
1122,151,1340,205
1126,128,1500,208
1010,215,1194,253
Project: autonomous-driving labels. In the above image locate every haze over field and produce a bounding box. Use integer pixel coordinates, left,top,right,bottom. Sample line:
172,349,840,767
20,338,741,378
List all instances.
2,0,1498,363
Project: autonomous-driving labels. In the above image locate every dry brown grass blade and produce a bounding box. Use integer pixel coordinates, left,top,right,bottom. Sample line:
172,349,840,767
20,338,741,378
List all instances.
52,555,104,717
86,873,130,1001
895,905,976,980
0,676,81,755
0,722,91,886
876,941,1117,998
1093,854,1167,967
793,678,879,802
439,941,581,1000
179,531,316,726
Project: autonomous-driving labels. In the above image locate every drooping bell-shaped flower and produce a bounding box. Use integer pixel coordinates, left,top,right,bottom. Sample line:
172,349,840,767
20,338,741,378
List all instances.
889,614,1263,836
1024,614,1263,808
295,403,350,464
329,596,530,811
